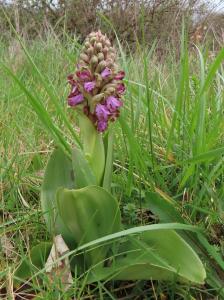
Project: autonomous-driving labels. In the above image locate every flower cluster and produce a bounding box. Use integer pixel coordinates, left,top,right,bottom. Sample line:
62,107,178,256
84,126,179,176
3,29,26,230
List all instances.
67,31,125,132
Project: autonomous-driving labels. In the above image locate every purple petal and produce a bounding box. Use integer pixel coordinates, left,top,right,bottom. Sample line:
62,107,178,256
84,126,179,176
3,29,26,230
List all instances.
114,71,125,80
101,67,111,79
71,84,78,94
76,70,91,80
97,120,108,132
116,83,125,95
106,96,122,112
95,104,110,121
84,81,96,92
68,93,84,106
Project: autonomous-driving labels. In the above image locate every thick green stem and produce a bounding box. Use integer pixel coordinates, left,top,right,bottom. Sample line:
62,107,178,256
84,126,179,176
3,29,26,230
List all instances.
78,114,105,185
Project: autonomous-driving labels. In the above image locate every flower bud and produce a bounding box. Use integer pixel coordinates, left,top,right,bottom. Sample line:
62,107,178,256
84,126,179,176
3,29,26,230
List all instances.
92,93,105,103
84,41,91,48
105,87,115,96
97,52,105,61
95,60,107,73
90,37,97,45
86,47,94,56
80,53,89,63
95,73,103,87
102,83,117,92
95,42,103,52
90,55,98,69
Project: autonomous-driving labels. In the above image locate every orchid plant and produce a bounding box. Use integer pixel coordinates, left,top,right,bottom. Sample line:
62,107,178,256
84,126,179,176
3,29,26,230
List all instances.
14,31,206,287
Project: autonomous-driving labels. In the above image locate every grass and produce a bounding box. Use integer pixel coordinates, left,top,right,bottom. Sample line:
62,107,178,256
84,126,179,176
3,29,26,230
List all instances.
0,30,224,299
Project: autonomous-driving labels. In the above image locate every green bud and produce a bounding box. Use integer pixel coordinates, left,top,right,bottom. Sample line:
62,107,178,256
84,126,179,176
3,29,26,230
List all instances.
97,52,105,61
105,87,115,95
102,83,117,92
90,55,98,67
80,53,89,63
95,60,107,73
87,46,94,56
90,37,97,45
95,73,103,87
95,42,103,52
84,41,91,48
92,93,105,104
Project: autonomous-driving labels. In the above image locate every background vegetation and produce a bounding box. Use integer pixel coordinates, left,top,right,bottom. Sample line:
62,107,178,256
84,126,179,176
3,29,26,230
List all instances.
0,0,224,299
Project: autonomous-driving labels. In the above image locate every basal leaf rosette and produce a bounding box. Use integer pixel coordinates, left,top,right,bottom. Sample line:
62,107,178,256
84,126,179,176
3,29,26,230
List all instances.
67,30,125,132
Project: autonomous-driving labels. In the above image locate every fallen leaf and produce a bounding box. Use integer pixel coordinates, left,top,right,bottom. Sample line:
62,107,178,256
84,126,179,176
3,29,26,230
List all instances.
45,234,73,290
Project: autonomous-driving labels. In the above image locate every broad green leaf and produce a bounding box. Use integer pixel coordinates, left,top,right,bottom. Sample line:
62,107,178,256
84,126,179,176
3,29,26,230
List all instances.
14,242,52,285
145,191,184,223
41,148,75,247
72,147,97,188
146,192,224,271
57,185,121,266
145,191,200,252
88,230,206,284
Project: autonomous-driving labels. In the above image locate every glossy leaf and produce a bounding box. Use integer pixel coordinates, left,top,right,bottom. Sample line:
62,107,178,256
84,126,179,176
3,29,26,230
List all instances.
88,229,206,284
41,148,75,247
145,191,184,223
57,185,121,266
146,192,224,287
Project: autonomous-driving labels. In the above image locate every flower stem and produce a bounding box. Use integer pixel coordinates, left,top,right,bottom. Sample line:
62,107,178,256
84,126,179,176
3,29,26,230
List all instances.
78,114,105,185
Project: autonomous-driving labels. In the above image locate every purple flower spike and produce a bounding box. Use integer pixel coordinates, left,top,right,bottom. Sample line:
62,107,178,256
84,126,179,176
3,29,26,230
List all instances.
84,81,96,92
116,83,125,95
101,67,111,79
97,120,108,132
68,93,84,106
67,32,126,131
106,96,122,112
114,71,125,80
76,70,91,80
95,104,110,121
